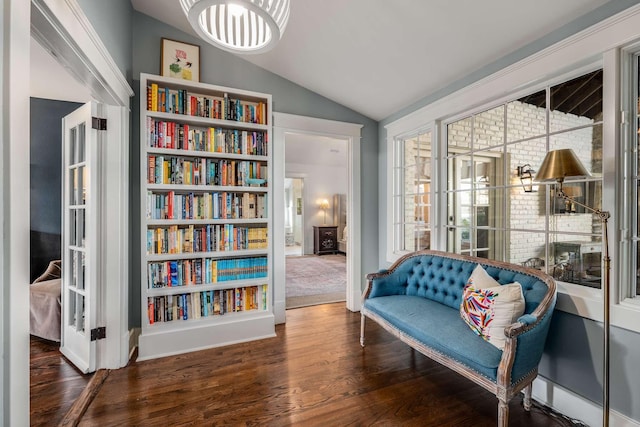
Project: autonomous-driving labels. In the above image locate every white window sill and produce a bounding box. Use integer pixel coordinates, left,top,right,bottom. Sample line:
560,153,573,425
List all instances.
555,281,640,334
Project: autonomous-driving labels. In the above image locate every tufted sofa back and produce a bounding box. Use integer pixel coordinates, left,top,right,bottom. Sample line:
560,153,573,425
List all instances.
383,254,549,314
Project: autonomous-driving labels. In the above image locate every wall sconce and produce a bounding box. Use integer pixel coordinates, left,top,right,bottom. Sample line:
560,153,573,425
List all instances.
319,199,330,225
516,164,536,193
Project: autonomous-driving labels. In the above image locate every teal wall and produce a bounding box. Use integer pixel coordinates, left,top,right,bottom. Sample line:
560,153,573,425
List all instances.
375,1,640,422
129,11,379,327
76,0,133,81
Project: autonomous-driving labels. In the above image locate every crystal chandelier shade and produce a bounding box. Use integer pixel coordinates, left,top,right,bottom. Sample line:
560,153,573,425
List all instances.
180,0,290,54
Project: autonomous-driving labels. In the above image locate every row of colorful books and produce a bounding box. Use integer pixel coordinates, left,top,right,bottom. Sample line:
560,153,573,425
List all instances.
146,191,267,220
147,256,268,289
148,155,267,187
146,118,268,156
146,224,268,255
147,284,268,324
147,84,267,124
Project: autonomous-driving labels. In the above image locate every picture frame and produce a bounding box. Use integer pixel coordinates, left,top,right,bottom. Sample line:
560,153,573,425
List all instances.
160,38,200,82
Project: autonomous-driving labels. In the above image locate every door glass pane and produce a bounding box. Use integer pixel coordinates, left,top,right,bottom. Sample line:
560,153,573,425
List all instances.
448,117,473,152
550,70,603,133
507,137,547,182
509,185,548,231
76,252,86,291
415,227,430,251
76,122,86,163
76,209,85,247
70,168,78,205
77,294,85,332
415,183,430,224
507,90,546,142
402,223,416,252
549,125,603,176
509,230,547,268
70,250,79,288
550,234,602,288
549,181,602,216
404,137,418,169
67,290,77,326
474,105,504,150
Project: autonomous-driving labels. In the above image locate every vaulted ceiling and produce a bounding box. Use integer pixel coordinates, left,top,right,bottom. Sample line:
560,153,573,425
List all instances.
131,0,614,121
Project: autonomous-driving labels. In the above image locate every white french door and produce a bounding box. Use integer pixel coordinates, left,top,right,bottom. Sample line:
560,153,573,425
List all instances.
60,101,103,373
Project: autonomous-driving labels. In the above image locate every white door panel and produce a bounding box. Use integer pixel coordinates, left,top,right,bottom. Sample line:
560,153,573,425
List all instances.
60,101,102,374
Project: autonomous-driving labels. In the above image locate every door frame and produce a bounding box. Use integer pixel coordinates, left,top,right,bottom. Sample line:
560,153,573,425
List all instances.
273,113,363,323
32,0,134,369
2,0,133,422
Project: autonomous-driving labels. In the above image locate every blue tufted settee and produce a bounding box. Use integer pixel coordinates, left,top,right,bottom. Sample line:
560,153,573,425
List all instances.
360,250,556,427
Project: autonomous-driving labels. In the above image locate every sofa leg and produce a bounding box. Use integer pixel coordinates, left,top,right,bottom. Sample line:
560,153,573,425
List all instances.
360,314,366,347
498,399,509,427
523,383,532,411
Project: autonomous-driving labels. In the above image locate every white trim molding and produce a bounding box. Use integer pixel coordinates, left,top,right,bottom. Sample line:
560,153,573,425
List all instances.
272,112,363,322
2,0,32,424
533,376,640,427
31,0,133,106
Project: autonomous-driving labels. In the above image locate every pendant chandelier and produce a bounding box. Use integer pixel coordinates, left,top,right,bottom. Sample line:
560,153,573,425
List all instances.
180,0,290,54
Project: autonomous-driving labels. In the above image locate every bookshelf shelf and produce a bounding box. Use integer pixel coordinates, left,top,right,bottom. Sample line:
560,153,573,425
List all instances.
147,184,268,192
145,248,269,261
139,73,275,360
146,147,268,162
146,110,269,132
146,278,270,297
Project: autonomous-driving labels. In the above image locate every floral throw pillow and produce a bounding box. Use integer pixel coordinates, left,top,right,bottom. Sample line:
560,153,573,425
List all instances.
460,265,525,350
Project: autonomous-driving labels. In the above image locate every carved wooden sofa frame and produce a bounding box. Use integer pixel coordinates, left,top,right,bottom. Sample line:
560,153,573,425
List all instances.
360,250,557,427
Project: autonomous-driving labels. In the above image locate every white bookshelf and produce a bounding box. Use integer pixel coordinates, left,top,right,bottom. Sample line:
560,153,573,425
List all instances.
138,73,274,361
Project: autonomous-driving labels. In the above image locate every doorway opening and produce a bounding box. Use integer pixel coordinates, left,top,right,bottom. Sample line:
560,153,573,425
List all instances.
26,2,133,423
272,113,362,323
283,135,348,309
285,177,304,257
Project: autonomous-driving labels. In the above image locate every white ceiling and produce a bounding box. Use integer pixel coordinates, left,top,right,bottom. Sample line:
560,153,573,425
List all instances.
131,0,612,121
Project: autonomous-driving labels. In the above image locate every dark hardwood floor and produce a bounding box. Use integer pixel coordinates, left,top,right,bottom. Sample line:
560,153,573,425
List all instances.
65,303,580,426
30,336,92,426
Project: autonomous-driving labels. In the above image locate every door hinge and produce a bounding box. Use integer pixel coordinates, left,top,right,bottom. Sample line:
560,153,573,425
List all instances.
92,117,107,130
91,326,106,341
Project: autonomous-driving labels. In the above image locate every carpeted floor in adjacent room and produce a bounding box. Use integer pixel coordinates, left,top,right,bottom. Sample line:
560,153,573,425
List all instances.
285,254,346,309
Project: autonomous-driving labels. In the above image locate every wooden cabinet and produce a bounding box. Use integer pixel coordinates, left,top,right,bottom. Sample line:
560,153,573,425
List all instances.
313,225,338,255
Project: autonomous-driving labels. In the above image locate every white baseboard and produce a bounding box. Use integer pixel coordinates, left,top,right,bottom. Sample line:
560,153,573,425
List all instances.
532,377,639,427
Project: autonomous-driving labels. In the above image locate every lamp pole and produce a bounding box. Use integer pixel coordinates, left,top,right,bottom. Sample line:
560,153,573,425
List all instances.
556,186,610,427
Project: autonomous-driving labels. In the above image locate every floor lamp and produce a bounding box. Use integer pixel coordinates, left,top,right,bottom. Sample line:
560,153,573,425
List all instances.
535,148,611,427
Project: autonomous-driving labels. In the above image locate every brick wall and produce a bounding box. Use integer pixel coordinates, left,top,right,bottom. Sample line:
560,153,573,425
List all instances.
446,100,598,266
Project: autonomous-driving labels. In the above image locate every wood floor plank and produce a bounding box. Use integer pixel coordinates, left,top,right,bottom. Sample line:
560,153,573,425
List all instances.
71,303,578,426
30,337,92,427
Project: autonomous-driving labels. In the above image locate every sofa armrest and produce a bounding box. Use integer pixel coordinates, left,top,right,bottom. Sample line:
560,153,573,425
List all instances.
363,268,408,300
500,291,556,386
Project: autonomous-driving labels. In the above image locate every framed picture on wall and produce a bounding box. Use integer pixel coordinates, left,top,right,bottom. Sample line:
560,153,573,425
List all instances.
160,38,200,82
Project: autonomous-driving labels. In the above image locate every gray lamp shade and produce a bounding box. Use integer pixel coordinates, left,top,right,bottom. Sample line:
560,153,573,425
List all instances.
534,149,591,182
